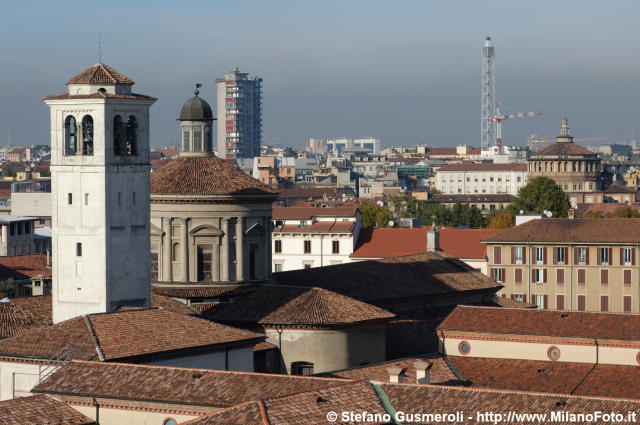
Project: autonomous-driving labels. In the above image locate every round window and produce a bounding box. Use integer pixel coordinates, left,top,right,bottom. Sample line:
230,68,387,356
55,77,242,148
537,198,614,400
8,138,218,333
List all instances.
547,346,561,361
458,341,471,355
163,419,178,425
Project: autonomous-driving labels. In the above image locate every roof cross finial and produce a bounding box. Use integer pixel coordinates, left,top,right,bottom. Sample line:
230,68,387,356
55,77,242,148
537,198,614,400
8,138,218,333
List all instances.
194,83,202,96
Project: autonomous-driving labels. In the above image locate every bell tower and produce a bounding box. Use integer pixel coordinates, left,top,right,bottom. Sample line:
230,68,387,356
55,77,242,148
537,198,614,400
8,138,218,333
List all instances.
44,63,156,323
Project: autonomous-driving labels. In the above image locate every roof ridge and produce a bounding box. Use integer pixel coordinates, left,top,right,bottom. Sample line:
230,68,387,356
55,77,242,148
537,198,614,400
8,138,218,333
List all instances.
99,63,117,83
83,316,105,361
259,379,363,402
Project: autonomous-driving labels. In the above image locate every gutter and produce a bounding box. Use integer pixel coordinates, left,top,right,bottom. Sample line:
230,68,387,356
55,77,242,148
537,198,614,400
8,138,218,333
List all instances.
370,382,400,425
570,338,599,395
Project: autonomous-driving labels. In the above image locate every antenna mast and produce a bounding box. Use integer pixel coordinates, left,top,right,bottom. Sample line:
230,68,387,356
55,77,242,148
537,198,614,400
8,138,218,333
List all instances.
98,34,103,64
481,36,496,150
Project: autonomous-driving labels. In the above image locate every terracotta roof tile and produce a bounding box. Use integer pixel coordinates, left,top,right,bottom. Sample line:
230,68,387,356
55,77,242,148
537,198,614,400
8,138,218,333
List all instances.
535,141,597,156
0,302,36,339
482,218,640,243
438,228,504,259
152,285,254,300
150,156,278,197
272,205,357,220
604,184,637,193
0,254,51,280
275,252,501,304
66,63,134,85
0,308,262,360
351,228,427,258
43,92,155,101
0,394,95,425
33,360,349,408
276,186,340,200
438,163,527,171
205,286,394,327
438,305,640,341
325,353,460,385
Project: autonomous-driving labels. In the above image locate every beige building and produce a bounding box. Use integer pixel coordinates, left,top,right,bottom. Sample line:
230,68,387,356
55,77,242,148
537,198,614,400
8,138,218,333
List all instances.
483,218,640,312
150,90,278,283
528,117,601,192
435,163,527,195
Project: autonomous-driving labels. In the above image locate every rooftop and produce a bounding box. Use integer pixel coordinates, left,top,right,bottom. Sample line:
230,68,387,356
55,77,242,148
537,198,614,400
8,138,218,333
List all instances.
437,163,527,172
482,218,640,243
438,305,640,341
426,193,514,203
273,221,354,234
66,63,134,85
534,140,597,156
150,156,278,198
0,394,95,425
0,254,51,281
205,285,394,327
272,204,357,220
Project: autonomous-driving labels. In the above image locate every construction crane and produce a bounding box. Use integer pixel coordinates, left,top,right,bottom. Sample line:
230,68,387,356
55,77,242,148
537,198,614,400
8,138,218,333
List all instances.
489,104,543,154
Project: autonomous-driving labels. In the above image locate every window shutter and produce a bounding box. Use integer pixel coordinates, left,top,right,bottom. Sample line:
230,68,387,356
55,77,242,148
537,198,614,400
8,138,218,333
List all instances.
501,268,506,282
597,247,601,265
574,247,578,265
543,247,547,264
553,247,557,265
523,294,527,303
620,248,624,266
578,269,585,284
557,268,564,284
624,269,632,285
543,295,548,309
510,294,515,300
624,296,632,312
532,269,536,282
578,295,586,311
515,268,522,283
601,295,608,312
522,247,526,264
543,269,547,283
633,248,636,266
494,246,501,265
601,269,608,284
557,295,564,310
609,248,613,265
586,247,589,265
511,247,515,264
564,248,568,264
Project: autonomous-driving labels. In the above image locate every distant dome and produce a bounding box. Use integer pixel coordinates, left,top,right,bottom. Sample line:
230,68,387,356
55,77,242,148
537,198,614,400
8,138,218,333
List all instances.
179,91,213,121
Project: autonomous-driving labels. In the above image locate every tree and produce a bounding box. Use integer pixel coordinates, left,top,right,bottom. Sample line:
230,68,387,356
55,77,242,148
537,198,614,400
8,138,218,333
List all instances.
358,203,394,228
488,209,515,229
0,278,15,298
283,147,298,158
509,177,570,218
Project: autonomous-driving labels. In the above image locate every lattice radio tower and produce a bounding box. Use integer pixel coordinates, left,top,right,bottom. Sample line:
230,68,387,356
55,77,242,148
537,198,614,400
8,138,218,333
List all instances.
481,36,496,149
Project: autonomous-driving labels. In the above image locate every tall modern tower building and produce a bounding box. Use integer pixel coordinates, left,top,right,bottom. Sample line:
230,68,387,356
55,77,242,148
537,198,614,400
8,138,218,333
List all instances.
481,36,496,150
216,67,263,159
44,63,155,323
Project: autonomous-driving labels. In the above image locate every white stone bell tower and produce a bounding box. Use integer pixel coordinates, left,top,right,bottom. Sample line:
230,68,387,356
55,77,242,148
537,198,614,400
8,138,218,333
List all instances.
44,63,156,323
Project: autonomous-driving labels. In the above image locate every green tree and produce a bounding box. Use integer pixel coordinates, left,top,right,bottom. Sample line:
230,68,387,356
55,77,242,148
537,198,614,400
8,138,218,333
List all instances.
283,147,298,158
0,278,15,298
509,177,570,218
488,209,515,229
358,203,394,228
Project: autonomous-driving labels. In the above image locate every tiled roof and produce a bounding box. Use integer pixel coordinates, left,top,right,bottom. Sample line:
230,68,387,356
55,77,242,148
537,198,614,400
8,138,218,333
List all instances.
437,163,527,171
482,218,640,243
273,220,354,234
0,308,262,360
272,205,357,220
205,285,394,327
276,186,340,200
438,305,640,341
0,181,11,198
324,353,460,385
150,156,278,197
149,292,196,315
535,141,597,156
576,203,640,217
427,147,458,155
66,63,134,85
426,193,514,203
275,252,501,304
0,254,51,280
351,228,427,258
0,394,96,425
33,360,349,408
439,228,504,259
152,286,255,300
604,184,637,193
42,92,155,101
0,302,36,339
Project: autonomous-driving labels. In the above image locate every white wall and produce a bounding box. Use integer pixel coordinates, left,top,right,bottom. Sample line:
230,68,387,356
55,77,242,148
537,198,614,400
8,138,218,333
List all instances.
0,360,43,401
435,169,527,195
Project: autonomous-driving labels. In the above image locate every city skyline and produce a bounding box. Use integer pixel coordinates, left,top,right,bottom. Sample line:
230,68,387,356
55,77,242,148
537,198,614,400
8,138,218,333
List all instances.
2,1,640,149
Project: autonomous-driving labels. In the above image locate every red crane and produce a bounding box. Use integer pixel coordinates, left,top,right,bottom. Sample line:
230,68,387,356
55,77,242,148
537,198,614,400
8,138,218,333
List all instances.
489,103,542,154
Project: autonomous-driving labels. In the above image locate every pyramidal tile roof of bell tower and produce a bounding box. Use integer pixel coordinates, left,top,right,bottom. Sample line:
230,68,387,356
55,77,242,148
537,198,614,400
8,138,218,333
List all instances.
66,63,134,85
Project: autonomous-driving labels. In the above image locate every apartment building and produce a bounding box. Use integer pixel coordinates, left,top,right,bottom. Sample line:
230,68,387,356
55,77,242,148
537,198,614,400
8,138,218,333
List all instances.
272,204,362,271
435,163,527,195
483,218,640,312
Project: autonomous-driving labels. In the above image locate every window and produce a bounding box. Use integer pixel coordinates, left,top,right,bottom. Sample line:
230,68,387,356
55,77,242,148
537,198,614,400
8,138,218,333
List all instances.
577,269,586,284
557,269,564,284
163,419,178,425
493,246,501,264
624,296,632,313
118,192,122,206
114,115,125,155
517,176,521,182
534,294,545,309
182,127,191,151
132,192,136,206
25,222,30,234
534,268,546,283
193,126,202,151
625,269,632,285
514,268,522,283
68,193,73,205
514,294,524,302
76,243,82,257
557,295,565,310
291,361,314,376
513,247,523,264
492,268,504,283
601,269,608,284
536,247,545,264
624,248,633,265
577,247,587,265
64,115,77,155
300,220,307,227
84,193,89,205
332,240,339,254
555,247,565,265
303,240,311,254
599,247,609,265
197,246,212,281
150,251,158,281
9,223,14,236
17,222,23,235
274,240,282,253
125,116,138,155
601,295,609,312
578,295,586,311
81,115,94,155
274,263,282,272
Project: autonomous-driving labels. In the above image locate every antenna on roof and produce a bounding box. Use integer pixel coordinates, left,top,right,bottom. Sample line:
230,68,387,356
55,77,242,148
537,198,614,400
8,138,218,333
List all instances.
98,34,104,64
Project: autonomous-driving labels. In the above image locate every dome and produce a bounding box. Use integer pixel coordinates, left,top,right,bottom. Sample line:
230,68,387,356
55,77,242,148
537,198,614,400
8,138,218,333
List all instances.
179,88,213,121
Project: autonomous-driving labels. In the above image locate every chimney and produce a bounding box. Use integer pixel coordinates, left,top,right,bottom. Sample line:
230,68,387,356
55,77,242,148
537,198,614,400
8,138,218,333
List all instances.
427,223,439,252
568,208,575,220
414,360,432,385
386,365,403,383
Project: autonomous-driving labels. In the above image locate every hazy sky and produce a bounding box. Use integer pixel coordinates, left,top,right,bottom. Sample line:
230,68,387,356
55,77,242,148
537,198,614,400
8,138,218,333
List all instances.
2,1,640,149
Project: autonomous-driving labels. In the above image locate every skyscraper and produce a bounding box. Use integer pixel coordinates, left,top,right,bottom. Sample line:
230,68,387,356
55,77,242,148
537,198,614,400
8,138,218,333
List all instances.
481,36,496,150
216,67,263,159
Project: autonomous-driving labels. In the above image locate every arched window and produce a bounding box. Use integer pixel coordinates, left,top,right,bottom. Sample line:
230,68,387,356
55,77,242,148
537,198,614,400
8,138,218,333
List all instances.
114,115,124,155
64,116,77,155
126,115,138,155
81,115,93,155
